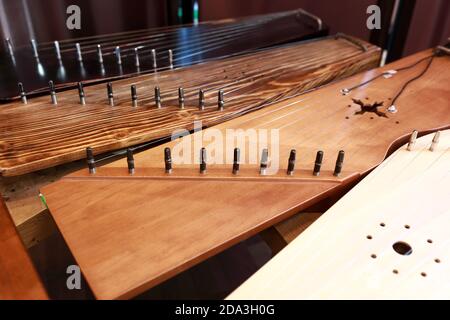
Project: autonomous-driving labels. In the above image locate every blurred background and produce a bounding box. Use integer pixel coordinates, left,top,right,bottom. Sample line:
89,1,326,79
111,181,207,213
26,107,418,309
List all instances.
0,0,449,59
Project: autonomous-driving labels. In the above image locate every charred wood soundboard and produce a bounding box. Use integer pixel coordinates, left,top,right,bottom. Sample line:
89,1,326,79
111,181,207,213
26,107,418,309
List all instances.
0,9,327,101
41,49,450,299
229,130,450,299
0,36,379,176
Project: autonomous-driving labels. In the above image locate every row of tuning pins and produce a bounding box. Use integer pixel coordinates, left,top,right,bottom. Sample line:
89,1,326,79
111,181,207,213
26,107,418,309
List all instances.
407,130,440,152
22,38,174,69
17,80,225,110
86,147,345,177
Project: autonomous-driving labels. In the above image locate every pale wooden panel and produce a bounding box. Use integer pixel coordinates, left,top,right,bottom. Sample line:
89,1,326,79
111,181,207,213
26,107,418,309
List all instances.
228,130,450,299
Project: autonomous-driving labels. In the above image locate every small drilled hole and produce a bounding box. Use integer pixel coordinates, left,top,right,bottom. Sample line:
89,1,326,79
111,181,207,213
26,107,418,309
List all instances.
345,116,349,119
367,235,373,240
404,225,410,229
396,121,400,124
370,116,374,119
392,241,413,256
421,272,427,277
380,222,386,227
371,254,377,259
427,239,433,244
347,105,351,108
393,269,399,274
435,258,441,263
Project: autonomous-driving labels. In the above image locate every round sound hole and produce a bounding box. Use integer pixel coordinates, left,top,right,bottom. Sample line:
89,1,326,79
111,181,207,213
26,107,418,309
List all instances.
392,241,413,256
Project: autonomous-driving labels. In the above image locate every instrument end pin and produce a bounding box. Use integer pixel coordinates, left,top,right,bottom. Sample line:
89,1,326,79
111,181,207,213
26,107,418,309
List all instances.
86,147,96,174
287,149,296,176
127,148,135,175
313,150,323,176
164,147,172,174
260,148,268,175
333,150,345,177
232,147,240,175
200,147,207,174
407,130,418,151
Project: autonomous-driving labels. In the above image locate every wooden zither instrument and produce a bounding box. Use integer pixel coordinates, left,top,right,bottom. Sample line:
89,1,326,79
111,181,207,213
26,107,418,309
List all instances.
0,9,327,101
0,35,379,176
41,47,450,299
228,130,450,299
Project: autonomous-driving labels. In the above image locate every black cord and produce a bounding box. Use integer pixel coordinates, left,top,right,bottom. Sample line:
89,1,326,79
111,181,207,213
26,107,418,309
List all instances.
344,54,434,92
391,55,435,107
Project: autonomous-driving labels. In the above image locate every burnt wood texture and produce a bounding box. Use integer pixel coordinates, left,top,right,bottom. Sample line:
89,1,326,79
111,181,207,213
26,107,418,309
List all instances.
41,50,450,299
0,36,379,176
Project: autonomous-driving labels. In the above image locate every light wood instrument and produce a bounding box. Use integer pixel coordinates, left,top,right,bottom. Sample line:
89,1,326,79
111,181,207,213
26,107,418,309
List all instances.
228,130,450,299
41,48,450,299
0,197,48,300
0,9,326,101
0,36,379,176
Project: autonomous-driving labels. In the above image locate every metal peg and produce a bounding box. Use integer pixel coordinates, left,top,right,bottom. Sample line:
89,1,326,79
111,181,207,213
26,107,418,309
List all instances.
313,151,323,176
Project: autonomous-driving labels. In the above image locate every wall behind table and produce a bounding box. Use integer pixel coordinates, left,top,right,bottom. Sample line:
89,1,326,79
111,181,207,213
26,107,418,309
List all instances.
199,0,450,58
0,0,168,47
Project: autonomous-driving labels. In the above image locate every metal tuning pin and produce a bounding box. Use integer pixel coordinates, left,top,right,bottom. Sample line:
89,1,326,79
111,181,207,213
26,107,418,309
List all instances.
407,130,418,151
5,38,13,56
313,150,323,176
54,41,62,60
429,131,440,152
131,85,138,107
286,149,296,176
340,88,350,95
30,39,39,59
200,147,207,174
78,82,86,105
387,105,397,113
86,147,96,174
199,89,205,110
134,47,140,67
178,87,185,109
127,148,135,175
107,82,114,106
75,43,83,62
333,150,345,177
260,148,268,175
168,49,174,69
155,86,162,108
164,147,172,174
151,49,157,69
18,82,27,104
218,90,224,110
97,44,104,64
232,147,240,175
48,80,57,105
115,46,122,65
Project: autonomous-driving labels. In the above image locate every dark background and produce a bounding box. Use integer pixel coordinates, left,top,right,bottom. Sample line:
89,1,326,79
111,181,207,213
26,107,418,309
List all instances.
0,0,449,57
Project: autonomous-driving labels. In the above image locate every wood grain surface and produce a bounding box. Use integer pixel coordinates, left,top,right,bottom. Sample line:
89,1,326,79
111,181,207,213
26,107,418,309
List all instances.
0,197,48,300
42,50,450,299
0,36,379,176
229,130,450,299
